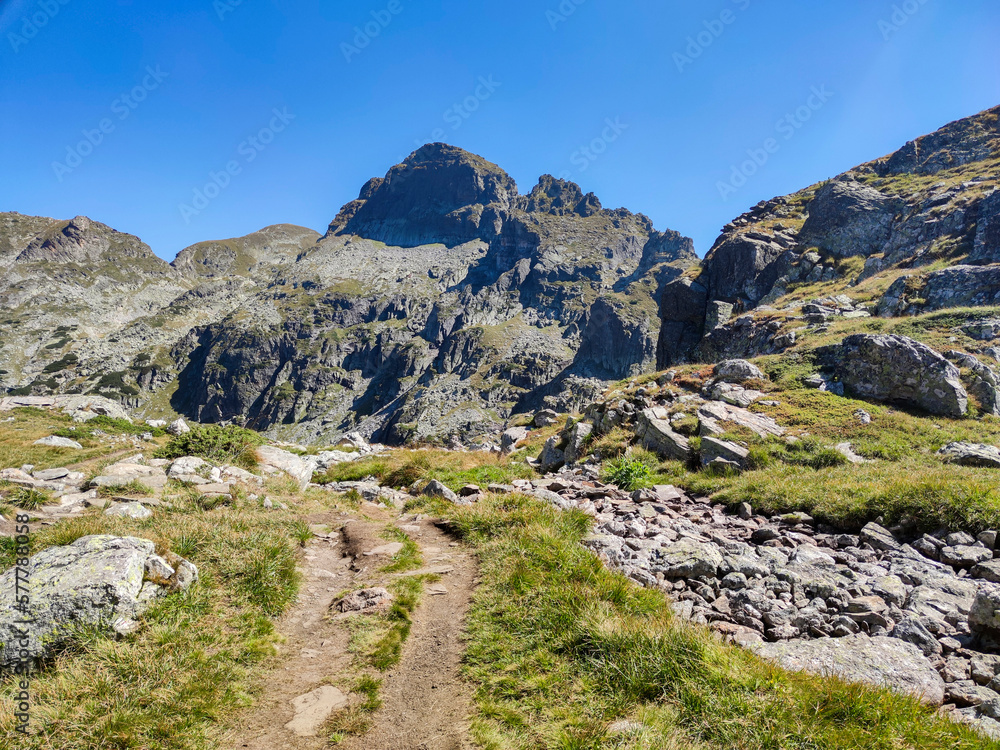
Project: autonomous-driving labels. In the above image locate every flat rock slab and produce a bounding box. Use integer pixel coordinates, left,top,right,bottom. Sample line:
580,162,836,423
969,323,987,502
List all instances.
284,685,350,736
33,436,83,449
754,635,945,705
364,542,404,557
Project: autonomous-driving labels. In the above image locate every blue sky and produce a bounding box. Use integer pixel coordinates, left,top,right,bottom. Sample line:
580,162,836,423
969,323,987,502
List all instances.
1,0,998,260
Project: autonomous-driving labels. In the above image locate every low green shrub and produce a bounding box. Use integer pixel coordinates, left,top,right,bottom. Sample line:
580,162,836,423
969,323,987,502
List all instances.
153,425,265,469
603,453,652,491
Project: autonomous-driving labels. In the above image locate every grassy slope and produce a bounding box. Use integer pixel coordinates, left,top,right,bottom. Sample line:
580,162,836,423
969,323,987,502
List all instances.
591,301,1000,536
0,432,340,749
441,492,995,750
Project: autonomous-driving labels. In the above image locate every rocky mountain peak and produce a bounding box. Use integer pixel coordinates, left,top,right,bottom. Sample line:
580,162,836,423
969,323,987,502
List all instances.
874,104,1000,177
326,143,519,247
522,175,602,217
15,215,162,265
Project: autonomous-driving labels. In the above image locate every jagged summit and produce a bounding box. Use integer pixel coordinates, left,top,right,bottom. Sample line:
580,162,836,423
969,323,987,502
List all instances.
326,143,519,247
325,143,662,249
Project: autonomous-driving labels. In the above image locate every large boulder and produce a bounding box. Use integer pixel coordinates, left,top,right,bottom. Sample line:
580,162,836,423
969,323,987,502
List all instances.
0,535,197,673
970,582,1000,637
712,359,765,384
256,445,318,489
836,334,968,417
799,178,898,258
536,437,566,473
939,442,1000,469
562,420,593,464
33,436,83,450
634,407,691,462
753,635,945,705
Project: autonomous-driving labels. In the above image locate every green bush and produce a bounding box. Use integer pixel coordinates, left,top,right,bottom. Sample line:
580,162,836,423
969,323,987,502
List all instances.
603,453,652,491
153,424,265,469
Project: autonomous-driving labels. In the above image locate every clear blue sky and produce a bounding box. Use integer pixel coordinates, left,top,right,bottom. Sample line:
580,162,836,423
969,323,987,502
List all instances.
2,0,998,260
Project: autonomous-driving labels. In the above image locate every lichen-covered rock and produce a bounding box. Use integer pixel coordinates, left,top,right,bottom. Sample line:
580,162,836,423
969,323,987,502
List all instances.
0,535,196,673
562,420,593,464
500,426,529,454
634,407,690,462
837,334,968,417
970,583,1000,636
653,540,724,579
754,635,945,705
256,445,317,489
799,178,898,258
336,587,392,613
939,442,1000,468
700,437,749,469
32,436,83,450
712,359,765,384
537,437,566,473
421,478,460,504
166,418,190,436
880,265,1000,316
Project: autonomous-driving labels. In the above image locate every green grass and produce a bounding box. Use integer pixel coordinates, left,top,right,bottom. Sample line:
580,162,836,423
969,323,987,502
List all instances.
0,408,127,470
316,448,534,491
153,424,265,470
325,674,384,743
445,492,996,749
96,480,154,498
54,414,165,440
378,525,423,574
0,483,322,749
7,486,50,510
603,452,653,491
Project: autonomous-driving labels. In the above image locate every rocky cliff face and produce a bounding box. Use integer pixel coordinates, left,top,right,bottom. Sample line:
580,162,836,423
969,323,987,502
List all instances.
1,146,695,444
659,105,1000,366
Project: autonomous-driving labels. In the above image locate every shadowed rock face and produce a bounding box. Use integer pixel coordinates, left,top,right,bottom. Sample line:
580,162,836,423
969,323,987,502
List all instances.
657,104,1000,369
326,143,519,248
0,145,695,445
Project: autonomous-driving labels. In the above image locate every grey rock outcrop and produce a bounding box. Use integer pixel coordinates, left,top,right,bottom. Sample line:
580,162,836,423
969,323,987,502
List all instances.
656,105,1000,367
754,636,945,705
634,407,690,462
836,334,968,417
0,536,196,673
799,179,899,258
712,359,765,384
939,442,1000,468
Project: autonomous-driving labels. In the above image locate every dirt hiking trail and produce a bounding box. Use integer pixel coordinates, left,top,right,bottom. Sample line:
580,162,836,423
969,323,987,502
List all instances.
225,503,477,750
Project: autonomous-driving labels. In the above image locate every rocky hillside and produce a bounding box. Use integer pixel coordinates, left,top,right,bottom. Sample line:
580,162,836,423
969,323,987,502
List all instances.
0,145,695,444
659,104,1000,366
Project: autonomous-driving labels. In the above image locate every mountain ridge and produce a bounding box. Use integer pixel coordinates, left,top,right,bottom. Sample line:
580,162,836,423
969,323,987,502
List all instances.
2,105,998,445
